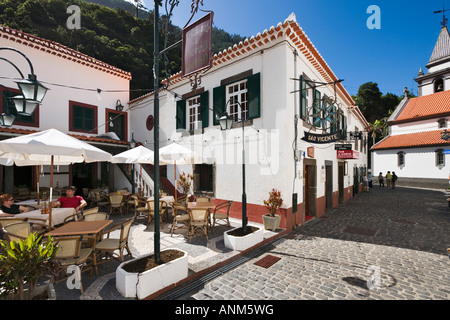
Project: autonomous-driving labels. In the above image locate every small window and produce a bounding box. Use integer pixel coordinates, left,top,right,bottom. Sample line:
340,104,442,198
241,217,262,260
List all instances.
438,119,447,129
436,149,445,168
397,152,405,168
69,101,98,133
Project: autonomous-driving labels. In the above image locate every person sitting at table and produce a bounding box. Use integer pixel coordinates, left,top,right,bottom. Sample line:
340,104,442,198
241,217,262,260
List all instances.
0,193,30,214
53,186,87,212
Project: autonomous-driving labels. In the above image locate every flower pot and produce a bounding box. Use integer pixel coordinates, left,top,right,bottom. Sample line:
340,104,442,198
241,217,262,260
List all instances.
116,249,188,299
224,226,264,251
263,214,281,231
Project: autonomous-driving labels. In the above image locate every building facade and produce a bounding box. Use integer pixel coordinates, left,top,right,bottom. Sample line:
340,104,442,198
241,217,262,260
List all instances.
372,24,450,187
0,25,133,195
130,13,369,230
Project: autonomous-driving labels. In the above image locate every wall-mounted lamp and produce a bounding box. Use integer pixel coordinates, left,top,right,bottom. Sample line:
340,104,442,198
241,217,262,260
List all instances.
441,129,450,141
116,99,124,111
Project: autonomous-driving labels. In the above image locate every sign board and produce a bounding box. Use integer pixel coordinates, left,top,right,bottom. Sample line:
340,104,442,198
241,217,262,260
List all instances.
307,147,315,158
335,144,352,150
302,131,343,144
337,150,359,159
182,12,213,77
444,150,450,154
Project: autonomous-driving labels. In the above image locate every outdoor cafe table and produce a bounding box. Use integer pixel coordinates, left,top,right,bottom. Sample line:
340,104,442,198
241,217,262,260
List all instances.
45,220,113,237
15,207,76,227
187,201,216,210
148,195,175,204
16,197,59,209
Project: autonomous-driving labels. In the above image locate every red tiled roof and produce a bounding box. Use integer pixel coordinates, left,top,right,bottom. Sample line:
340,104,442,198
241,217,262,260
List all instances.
0,25,132,80
371,130,450,150
139,18,355,108
0,127,129,146
394,90,450,122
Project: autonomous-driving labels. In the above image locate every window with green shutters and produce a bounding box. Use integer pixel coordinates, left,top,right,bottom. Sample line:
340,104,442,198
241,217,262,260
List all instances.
313,89,321,128
213,73,260,125
300,75,313,120
176,91,209,131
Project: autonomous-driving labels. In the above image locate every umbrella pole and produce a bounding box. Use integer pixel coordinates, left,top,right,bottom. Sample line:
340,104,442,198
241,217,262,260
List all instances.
174,164,177,204
35,165,40,205
49,156,54,227
140,164,142,196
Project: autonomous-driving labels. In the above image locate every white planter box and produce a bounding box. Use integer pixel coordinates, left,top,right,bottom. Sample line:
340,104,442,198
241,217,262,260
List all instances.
116,249,188,299
224,226,264,251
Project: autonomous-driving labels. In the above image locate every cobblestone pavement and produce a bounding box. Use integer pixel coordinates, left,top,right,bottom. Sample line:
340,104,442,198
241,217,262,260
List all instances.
177,186,450,300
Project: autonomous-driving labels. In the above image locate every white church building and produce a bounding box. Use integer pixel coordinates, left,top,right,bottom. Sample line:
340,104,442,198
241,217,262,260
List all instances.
371,23,450,188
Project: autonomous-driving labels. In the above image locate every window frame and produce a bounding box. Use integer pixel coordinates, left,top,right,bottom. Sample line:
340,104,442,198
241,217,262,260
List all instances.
397,151,405,168
105,108,128,141
436,149,445,168
69,100,98,134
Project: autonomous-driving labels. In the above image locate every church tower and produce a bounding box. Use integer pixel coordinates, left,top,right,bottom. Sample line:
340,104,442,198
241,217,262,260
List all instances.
415,15,450,96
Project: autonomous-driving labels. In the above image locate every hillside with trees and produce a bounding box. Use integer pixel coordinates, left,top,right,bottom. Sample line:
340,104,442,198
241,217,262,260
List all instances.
0,0,246,100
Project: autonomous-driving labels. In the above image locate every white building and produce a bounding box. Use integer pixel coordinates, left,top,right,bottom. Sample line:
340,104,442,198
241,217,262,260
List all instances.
372,23,450,187
129,14,369,230
0,25,133,195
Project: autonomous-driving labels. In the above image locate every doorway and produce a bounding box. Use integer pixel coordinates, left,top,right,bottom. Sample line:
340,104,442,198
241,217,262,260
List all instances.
338,162,344,203
304,160,316,219
325,161,333,209
72,163,95,196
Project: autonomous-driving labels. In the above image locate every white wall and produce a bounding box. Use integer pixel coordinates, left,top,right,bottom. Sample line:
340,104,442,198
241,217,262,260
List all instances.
372,147,449,179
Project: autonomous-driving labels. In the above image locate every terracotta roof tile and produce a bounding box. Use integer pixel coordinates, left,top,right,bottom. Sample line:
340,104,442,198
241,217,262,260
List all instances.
371,130,450,150
394,90,450,122
0,127,129,146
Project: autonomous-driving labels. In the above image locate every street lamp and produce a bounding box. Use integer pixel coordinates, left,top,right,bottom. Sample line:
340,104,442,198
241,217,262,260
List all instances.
0,113,15,127
0,47,48,115
220,100,248,232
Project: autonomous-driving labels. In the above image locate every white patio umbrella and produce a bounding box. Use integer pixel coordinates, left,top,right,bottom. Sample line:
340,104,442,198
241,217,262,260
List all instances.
111,145,155,194
147,142,205,204
0,128,112,225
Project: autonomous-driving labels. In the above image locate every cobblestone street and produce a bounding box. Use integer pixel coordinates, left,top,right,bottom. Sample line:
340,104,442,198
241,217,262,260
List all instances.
178,186,450,300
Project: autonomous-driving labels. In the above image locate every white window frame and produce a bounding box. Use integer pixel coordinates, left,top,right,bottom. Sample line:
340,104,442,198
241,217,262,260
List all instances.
397,151,405,168
436,149,445,169
187,95,201,131
226,79,248,122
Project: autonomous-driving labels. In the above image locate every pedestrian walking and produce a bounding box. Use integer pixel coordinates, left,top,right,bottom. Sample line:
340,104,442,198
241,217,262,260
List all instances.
363,173,369,192
368,170,373,188
378,172,385,187
386,171,392,188
392,171,398,189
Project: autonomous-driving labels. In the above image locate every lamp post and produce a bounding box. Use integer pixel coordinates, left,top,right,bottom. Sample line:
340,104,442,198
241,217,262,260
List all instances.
0,47,48,115
130,132,137,195
219,99,248,232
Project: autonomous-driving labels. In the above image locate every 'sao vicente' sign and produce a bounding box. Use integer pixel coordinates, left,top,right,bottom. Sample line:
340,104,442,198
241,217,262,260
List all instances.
302,131,343,144
182,12,213,77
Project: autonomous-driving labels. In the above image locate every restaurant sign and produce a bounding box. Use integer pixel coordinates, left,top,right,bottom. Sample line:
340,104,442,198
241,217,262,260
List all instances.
337,150,360,159
182,12,213,77
302,131,343,144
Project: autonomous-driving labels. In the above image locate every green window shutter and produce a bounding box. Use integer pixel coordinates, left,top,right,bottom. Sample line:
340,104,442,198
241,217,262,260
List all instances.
314,89,321,127
247,72,261,119
300,76,307,119
176,99,186,130
200,91,209,128
331,105,337,133
213,85,226,126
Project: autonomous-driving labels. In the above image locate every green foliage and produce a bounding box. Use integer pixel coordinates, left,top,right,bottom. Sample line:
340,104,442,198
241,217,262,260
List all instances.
352,82,402,124
0,233,57,300
0,0,246,100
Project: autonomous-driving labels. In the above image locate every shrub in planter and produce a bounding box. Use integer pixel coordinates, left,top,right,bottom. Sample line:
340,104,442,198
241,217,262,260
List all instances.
0,234,57,300
263,188,283,231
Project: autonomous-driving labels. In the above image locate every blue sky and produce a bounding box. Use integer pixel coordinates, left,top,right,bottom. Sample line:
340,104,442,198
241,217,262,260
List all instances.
142,0,450,97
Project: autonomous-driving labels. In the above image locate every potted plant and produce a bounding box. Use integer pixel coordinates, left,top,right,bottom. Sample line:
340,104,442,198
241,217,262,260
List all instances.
176,172,193,195
0,233,57,300
263,188,283,231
